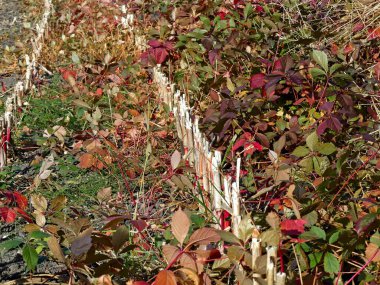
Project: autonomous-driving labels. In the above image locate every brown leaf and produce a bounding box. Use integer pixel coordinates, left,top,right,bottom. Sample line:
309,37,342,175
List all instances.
31,194,47,212
50,195,67,212
171,209,190,245
188,228,220,247
266,212,280,230
227,245,245,262
71,227,93,256
112,225,129,252
34,211,46,227
253,255,268,275
155,270,177,285
171,150,182,170
24,224,40,233
179,253,202,273
365,243,380,262
175,268,200,285
128,109,140,117
78,153,95,169
97,187,112,202
47,236,66,263
162,245,180,264
98,275,113,285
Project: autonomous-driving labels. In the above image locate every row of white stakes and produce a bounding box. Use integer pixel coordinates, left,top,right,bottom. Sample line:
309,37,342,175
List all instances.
121,7,286,285
0,0,53,168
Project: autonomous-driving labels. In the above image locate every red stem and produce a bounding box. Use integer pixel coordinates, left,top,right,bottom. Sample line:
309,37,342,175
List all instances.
335,262,343,285
343,248,379,285
328,149,378,207
117,161,136,205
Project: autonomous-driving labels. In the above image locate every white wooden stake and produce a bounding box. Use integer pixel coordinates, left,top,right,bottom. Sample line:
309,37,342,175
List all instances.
267,260,275,285
223,175,232,209
267,246,278,283
251,238,262,285
276,272,286,285
232,182,241,236
212,151,222,211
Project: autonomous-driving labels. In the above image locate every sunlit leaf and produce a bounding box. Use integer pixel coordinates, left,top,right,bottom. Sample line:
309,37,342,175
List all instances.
171,208,190,246
155,270,177,285
323,252,339,274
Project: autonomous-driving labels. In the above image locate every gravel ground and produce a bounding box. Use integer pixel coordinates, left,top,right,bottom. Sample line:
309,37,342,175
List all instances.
0,0,22,47
0,223,67,281
0,0,24,91
0,1,67,282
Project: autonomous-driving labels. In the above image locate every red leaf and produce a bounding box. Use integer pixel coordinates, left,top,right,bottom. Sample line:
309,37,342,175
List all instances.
273,59,282,71
13,192,28,209
252,141,263,151
243,141,263,157
343,42,354,54
131,220,148,232
208,49,221,65
13,208,33,223
0,207,17,223
133,282,150,285
243,142,254,156
330,43,339,55
96,88,103,96
317,116,342,135
374,61,380,80
60,69,77,81
250,73,266,89
317,120,328,136
232,138,246,152
368,27,380,40
155,270,177,285
280,219,306,236
148,39,162,48
152,48,169,65
353,22,364,33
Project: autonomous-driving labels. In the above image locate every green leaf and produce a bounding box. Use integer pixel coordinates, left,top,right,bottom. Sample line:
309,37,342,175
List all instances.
300,226,326,240
313,156,330,176
238,215,255,243
299,157,313,173
295,244,309,270
324,252,339,274
29,230,50,240
190,214,205,228
226,78,235,93
216,230,241,245
0,239,23,252
303,211,318,227
23,244,39,271
244,3,253,19
330,63,342,74
260,228,281,247
309,252,323,269
229,18,236,28
227,245,245,261
316,142,337,155
200,16,211,31
310,68,326,79
71,51,81,64
306,132,319,151
212,257,231,269
370,232,380,247
312,50,329,72
214,19,227,32
329,231,340,244
292,146,310,157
